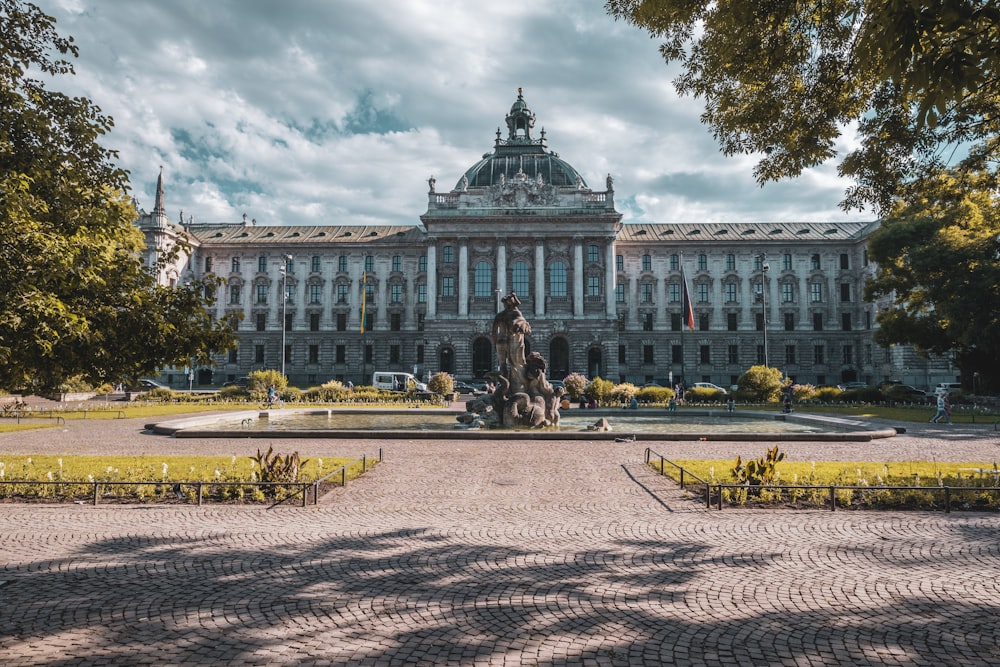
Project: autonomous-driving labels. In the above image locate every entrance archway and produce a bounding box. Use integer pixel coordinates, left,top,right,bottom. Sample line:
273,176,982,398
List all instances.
472,337,493,377
549,337,569,381
439,347,454,375
588,347,604,379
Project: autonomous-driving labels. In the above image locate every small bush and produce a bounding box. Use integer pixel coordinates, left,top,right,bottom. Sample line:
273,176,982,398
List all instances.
427,372,454,396
563,373,588,400
685,387,725,403
635,386,674,404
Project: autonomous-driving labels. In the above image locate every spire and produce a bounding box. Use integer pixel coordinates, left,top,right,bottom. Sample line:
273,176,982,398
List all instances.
505,87,535,142
152,166,167,227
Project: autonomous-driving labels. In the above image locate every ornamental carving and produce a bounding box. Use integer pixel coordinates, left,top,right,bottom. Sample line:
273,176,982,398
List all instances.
486,169,559,207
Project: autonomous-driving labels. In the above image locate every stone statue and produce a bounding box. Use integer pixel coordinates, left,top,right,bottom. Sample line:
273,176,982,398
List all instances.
460,174,468,191
427,175,436,193
459,291,561,429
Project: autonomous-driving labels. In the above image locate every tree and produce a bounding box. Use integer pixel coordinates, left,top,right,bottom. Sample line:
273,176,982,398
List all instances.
606,0,1000,215
737,365,787,403
865,169,1000,390
0,0,235,392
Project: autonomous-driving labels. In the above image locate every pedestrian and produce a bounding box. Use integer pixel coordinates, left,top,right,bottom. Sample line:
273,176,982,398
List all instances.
726,397,735,413
929,392,951,424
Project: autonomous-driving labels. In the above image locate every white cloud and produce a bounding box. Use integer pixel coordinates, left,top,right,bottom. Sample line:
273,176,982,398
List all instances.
41,0,870,226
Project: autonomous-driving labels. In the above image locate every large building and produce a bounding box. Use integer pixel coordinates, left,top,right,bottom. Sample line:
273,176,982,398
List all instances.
138,92,957,390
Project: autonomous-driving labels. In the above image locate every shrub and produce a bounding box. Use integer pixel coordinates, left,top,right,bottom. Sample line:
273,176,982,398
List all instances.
58,375,93,392
95,383,114,395
732,445,786,486
813,386,843,402
610,382,638,404
282,386,303,403
636,386,674,404
248,369,287,399
144,387,175,401
685,386,725,403
562,373,588,400
790,384,816,401
737,365,787,402
584,377,614,405
838,386,882,403
219,385,248,401
427,372,454,396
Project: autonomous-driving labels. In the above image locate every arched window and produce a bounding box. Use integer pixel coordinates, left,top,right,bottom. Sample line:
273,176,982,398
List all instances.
549,261,567,297
512,261,529,296
474,261,492,297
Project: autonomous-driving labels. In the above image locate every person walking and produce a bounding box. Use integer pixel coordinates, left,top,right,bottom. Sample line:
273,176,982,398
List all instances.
930,392,952,424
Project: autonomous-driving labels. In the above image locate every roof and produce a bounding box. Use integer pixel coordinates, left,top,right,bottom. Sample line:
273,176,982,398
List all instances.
187,224,424,245
615,221,872,243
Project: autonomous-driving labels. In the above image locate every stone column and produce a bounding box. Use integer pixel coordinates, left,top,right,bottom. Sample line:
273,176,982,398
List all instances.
496,239,507,300
426,243,437,317
573,236,584,316
534,239,545,317
605,238,616,318
458,241,469,317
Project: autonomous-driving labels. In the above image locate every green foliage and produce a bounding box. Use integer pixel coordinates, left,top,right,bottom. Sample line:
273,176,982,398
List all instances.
247,370,287,399
790,384,816,402
427,372,454,396
813,386,843,402
731,446,786,486
0,1,236,393
865,169,1000,391
610,382,638,403
249,446,309,496
584,377,614,405
607,0,1000,216
562,373,588,400
737,365,787,402
282,386,303,403
57,375,93,393
684,387,725,403
635,385,674,404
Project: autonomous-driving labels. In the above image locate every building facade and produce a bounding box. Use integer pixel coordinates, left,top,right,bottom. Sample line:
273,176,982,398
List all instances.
138,92,957,390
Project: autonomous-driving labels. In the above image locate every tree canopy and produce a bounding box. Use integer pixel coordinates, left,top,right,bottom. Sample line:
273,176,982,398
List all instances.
0,0,235,392
606,0,1000,215
865,169,1000,390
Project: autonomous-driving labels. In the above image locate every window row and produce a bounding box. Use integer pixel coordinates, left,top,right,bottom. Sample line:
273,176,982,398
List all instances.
208,254,428,275
622,311,869,332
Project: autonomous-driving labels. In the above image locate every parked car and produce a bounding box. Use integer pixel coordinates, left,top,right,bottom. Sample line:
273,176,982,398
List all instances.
132,378,168,391
452,381,477,395
932,382,962,396
467,379,492,395
690,382,728,394
223,376,250,388
838,381,870,390
883,384,928,400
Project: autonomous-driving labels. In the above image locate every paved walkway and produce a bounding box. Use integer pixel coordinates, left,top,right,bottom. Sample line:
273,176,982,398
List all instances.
1,415,1000,665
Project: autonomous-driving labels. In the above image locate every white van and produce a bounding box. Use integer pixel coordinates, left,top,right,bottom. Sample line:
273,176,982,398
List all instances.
372,372,427,392
933,382,962,395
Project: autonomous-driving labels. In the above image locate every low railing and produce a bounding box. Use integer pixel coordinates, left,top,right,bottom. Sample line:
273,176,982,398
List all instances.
0,449,382,507
644,447,1000,512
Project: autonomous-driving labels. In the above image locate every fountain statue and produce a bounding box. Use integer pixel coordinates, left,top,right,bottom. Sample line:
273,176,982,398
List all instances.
457,291,563,428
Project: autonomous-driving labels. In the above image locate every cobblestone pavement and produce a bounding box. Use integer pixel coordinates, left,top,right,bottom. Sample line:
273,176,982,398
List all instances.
1,416,1000,666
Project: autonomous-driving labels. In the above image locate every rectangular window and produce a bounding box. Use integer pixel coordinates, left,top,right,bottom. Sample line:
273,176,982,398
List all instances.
285,283,295,305
229,285,241,304
727,313,737,331
840,283,851,302
337,284,348,304
285,313,292,331
814,345,825,364
700,345,710,364
641,283,653,303
783,253,793,271
231,257,241,273
336,345,346,364
443,246,454,263
618,344,626,364
699,314,709,331
391,313,401,331
615,284,625,303
338,255,347,273
669,254,679,271
363,255,374,273
254,345,265,363
615,255,624,271
668,283,680,303
784,312,794,331
512,262,529,296
725,283,737,302
725,254,735,271
364,283,375,302
228,347,237,364
786,345,796,364
418,284,427,303
810,253,821,270
417,344,424,364
756,313,764,331
643,312,653,331
390,344,400,364
392,255,402,272
419,255,427,272
587,275,601,297
756,345,766,365
258,256,267,273
671,313,681,331
442,276,455,297
843,345,853,364
308,345,319,364
364,344,373,363
588,245,600,263
309,284,322,304
309,313,319,331
671,345,682,363
697,254,708,271
391,284,403,303
810,283,822,302
617,314,626,331
728,344,739,364
256,284,268,304
417,313,425,331
205,256,214,273
549,262,568,297
336,313,347,331
813,313,823,331
642,254,652,271
256,313,266,331
284,345,291,363
840,253,850,270
364,313,374,331
842,313,852,331
311,256,321,273
782,283,794,303
696,283,708,303
643,345,654,364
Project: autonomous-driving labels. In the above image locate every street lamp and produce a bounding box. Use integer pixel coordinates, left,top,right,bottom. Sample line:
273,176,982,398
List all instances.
280,254,292,378
757,254,769,367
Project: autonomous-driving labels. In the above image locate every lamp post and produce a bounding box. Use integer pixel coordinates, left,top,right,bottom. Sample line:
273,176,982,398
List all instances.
758,254,769,368
280,255,292,378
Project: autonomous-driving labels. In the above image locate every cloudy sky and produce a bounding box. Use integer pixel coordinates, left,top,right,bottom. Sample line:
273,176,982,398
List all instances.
43,0,871,227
